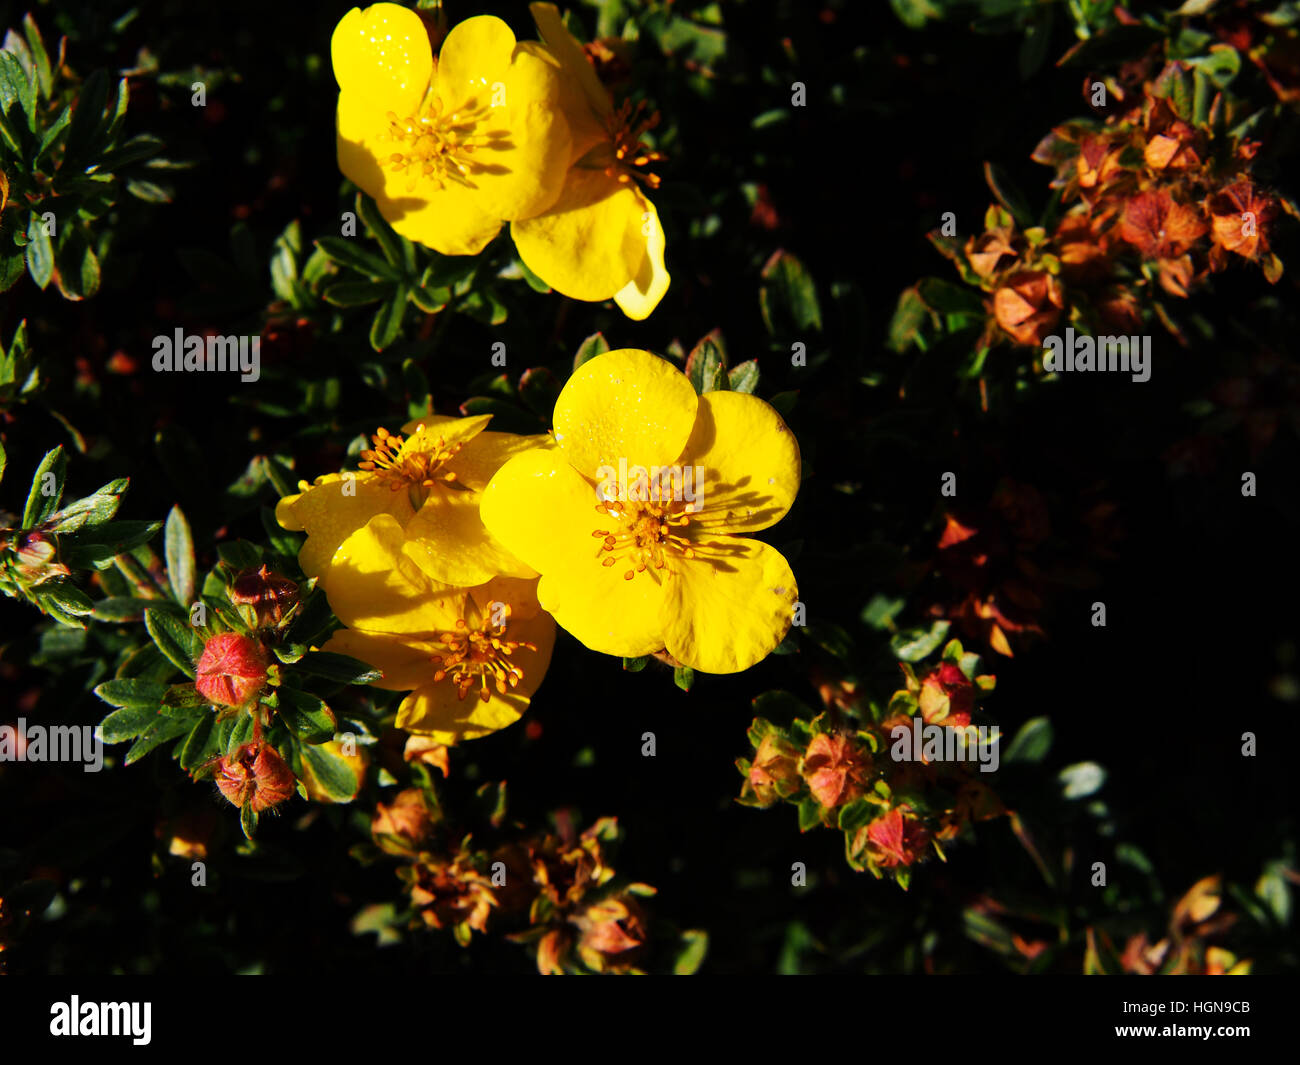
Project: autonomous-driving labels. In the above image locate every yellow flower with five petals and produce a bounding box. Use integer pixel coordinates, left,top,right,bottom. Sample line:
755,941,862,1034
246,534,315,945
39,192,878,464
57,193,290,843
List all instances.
275,414,547,590
331,3,573,255
323,513,556,744
509,4,670,321
481,349,800,673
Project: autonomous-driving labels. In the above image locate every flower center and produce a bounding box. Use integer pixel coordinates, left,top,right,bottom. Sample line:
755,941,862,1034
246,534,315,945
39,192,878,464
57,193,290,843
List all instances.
603,98,664,190
380,98,505,192
591,499,696,581
431,613,536,703
358,425,463,496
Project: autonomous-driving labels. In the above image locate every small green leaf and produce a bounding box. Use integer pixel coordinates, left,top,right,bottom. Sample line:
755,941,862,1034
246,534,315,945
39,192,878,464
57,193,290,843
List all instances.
96,705,161,744
727,359,760,394
674,665,695,691
144,607,201,678
574,331,609,370
164,505,195,606
1004,717,1053,764
890,620,950,662
21,446,65,527
296,651,382,685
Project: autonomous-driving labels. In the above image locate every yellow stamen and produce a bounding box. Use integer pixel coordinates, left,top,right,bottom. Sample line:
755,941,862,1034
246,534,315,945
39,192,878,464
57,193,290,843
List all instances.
591,495,696,582
603,98,664,190
380,98,507,193
428,608,536,703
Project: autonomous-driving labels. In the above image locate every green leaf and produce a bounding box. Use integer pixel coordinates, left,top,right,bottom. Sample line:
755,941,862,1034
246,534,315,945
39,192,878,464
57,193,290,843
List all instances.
890,620,950,662
46,478,126,533
277,688,337,743
300,741,359,801
322,280,393,307
124,715,194,765
685,331,727,394
161,683,208,710
622,655,649,672
727,359,760,394
573,331,609,371
23,212,53,290
1058,761,1106,799
96,704,161,744
144,607,201,678
178,714,217,771
164,505,195,606
95,677,168,709
1004,717,1053,764
61,68,109,167
356,192,408,271
759,250,822,335
315,236,402,281
296,651,382,685
369,287,408,351
672,930,709,975
674,665,695,692
838,797,874,832
21,446,66,527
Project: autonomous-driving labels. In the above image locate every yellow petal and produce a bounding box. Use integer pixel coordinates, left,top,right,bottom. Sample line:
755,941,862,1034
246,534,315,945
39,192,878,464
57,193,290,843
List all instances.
381,182,506,256
510,168,644,302
324,513,464,633
676,391,801,534
335,91,507,255
397,419,553,492
529,3,612,120
482,447,599,574
613,191,669,320
434,17,572,221
467,575,547,622
399,413,492,462
516,41,607,161
481,448,666,656
332,4,433,114
323,628,442,691
396,609,556,743
275,474,417,587
662,538,798,673
552,348,698,475
403,486,537,585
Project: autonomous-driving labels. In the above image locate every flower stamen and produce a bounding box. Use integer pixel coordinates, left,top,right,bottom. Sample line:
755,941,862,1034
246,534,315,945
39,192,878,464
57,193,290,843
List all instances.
603,98,664,190
429,609,537,703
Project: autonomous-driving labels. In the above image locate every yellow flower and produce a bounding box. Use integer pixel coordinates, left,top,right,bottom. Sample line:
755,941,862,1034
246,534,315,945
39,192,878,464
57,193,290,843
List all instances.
331,3,572,255
481,349,800,673
509,4,669,321
322,514,556,744
275,414,546,589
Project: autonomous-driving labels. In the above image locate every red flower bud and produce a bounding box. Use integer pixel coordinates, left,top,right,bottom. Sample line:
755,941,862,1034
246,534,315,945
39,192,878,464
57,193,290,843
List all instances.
195,632,268,708
229,564,299,628
215,742,296,812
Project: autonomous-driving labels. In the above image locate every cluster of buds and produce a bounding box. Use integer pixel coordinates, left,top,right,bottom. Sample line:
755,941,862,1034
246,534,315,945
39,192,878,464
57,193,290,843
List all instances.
739,640,1002,887
922,478,1121,658
369,794,656,973
928,52,1291,353
1114,875,1252,976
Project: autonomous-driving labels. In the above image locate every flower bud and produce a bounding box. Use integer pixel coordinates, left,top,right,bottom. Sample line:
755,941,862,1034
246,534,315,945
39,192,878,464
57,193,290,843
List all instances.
371,788,433,852
229,564,299,629
746,733,802,806
215,742,296,812
195,632,269,708
801,733,871,809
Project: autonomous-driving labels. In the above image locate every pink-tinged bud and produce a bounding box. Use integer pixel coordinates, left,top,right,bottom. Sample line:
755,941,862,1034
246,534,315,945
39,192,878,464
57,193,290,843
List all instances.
919,662,976,726
371,789,433,852
229,564,299,628
862,806,930,869
747,733,801,806
195,632,268,708
801,733,871,809
215,743,296,812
